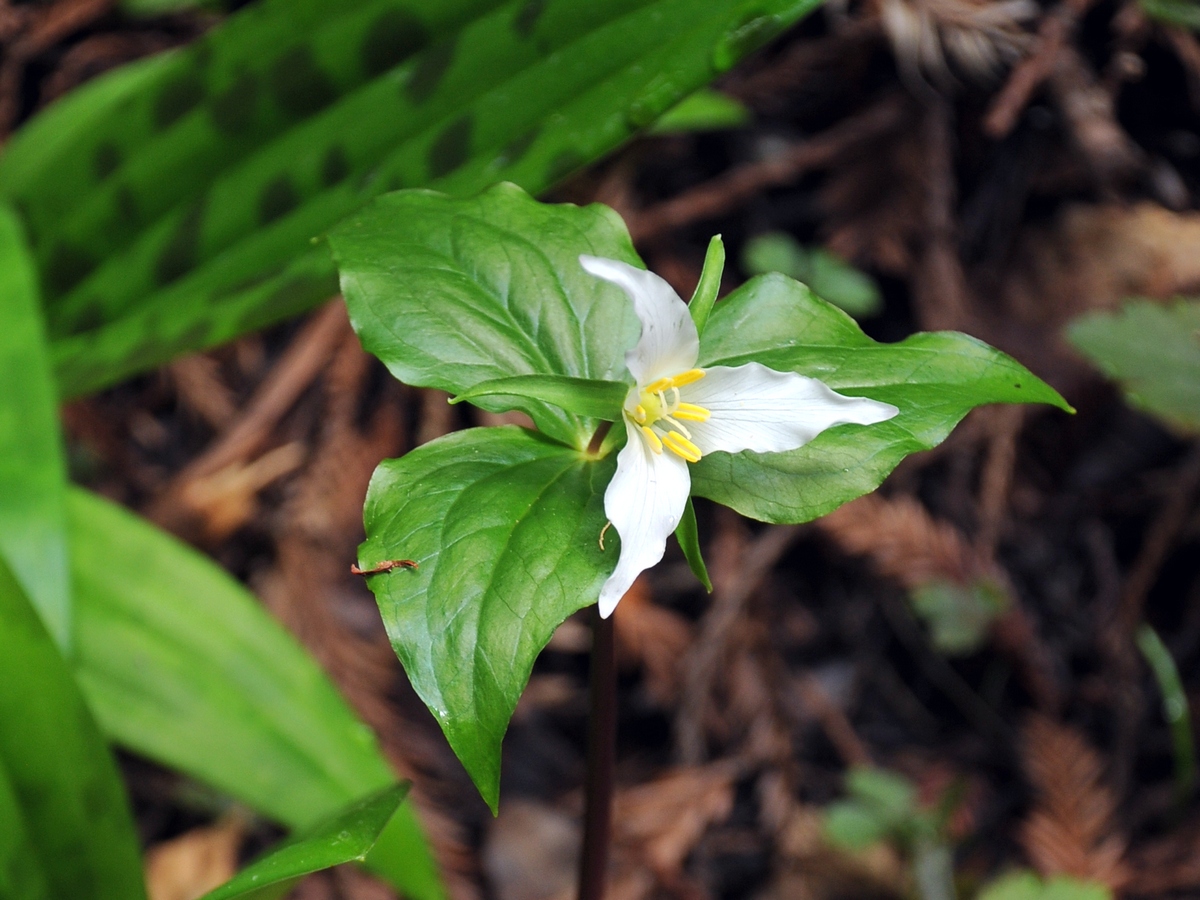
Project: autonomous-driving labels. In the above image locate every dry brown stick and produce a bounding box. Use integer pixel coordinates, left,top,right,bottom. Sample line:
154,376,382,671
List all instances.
175,300,349,482
1113,442,1200,640
977,405,1025,559
914,95,972,332
983,0,1097,138
1104,442,1200,801
628,96,907,244
794,675,872,768
675,522,803,765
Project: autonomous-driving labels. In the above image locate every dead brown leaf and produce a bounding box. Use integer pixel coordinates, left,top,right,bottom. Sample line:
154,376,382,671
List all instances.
144,816,244,900
1019,716,1130,890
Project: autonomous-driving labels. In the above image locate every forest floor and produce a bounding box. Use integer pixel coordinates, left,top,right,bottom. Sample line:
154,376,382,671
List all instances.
7,0,1200,897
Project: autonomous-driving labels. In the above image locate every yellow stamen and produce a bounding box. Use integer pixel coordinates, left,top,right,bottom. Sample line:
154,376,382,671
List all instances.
633,404,647,424
641,426,663,454
662,416,691,439
642,368,706,395
673,402,711,422
662,431,702,462
670,368,706,388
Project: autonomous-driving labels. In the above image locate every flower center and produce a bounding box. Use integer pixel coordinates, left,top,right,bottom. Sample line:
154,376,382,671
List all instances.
628,368,711,463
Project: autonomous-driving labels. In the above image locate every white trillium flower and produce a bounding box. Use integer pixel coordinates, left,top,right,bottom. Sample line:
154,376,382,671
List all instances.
580,255,900,618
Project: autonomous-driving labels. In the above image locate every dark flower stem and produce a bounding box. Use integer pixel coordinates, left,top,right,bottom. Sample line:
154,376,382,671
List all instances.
577,606,616,900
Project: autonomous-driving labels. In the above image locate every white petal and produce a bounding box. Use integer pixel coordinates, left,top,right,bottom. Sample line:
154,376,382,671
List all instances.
597,424,691,617
681,363,899,455
580,255,698,385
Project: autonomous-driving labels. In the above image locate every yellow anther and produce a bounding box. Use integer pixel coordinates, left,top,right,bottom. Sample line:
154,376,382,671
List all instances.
662,431,702,463
669,368,706,388
642,368,706,395
641,426,663,454
633,404,648,424
673,403,711,422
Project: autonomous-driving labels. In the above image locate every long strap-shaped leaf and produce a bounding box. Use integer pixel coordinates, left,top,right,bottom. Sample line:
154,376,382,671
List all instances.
67,487,446,900
0,0,819,397
0,556,147,900
0,206,70,650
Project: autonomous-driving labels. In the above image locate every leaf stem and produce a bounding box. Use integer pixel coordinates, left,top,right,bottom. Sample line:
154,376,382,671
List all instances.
578,607,616,900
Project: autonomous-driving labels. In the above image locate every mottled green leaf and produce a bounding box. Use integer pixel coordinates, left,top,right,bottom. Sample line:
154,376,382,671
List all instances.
201,784,408,900
331,183,642,449
0,207,70,650
1067,299,1200,434
0,555,146,900
359,426,615,810
0,0,822,397
451,374,630,421
67,488,445,900
690,274,1071,524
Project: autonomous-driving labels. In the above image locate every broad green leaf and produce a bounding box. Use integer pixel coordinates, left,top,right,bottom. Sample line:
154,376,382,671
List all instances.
0,556,146,900
201,783,409,900
331,183,642,449
978,872,1112,900
67,488,445,900
690,274,1071,523
360,426,615,810
1067,299,1200,434
674,498,712,592
0,206,70,650
650,88,750,133
451,374,630,421
689,233,725,335
742,232,882,318
5,0,823,397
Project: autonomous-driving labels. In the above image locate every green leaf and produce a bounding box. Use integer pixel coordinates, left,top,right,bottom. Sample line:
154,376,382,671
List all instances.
201,783,409,900
451,374,630,422
910,579,1008,656
977,871,1112,900
690,274,1071,524
742,232,882,318
331,183,642,449
0,555,146,900
360,426,615,811
650,88,750,133
674,497,712,592
822,801,888,851
0,206,70,650
1136,624,1196,807
67,488,445,900
1139,0,1200,28
689,233,725,336
1,0,823,397
1067,299,1200,434
846,766,917,827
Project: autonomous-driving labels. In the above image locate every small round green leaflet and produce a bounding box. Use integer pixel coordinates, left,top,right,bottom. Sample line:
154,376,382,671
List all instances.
330,182,1071,811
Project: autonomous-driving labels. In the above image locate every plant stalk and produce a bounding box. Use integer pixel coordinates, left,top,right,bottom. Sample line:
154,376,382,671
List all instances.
577,607,616,900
